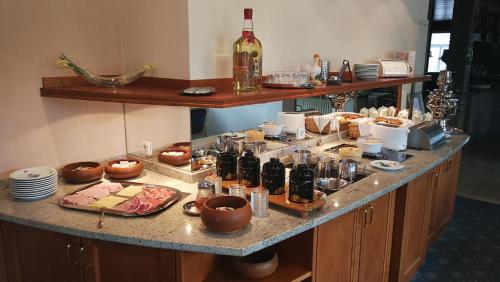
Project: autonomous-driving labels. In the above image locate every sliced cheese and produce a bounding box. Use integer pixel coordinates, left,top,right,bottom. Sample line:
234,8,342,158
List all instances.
116,185,144,197
90,195,128,209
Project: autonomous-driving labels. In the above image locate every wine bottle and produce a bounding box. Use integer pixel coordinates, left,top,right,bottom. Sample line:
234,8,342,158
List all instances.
233,8,263,92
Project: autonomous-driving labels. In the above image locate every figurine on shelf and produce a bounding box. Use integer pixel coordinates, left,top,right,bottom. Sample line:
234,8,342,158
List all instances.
311,54,323,86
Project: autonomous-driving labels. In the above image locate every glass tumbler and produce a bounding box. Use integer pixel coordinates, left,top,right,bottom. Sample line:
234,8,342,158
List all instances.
229,184,246,198
195,184,214,211
251,188,269,217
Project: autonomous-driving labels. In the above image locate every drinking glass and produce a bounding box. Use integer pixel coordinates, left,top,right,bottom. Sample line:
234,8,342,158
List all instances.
229,184,246,198
195,185,214,210
251,188,269,217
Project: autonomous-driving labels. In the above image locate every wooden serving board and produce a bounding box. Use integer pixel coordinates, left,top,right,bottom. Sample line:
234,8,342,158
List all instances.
222,180,326,218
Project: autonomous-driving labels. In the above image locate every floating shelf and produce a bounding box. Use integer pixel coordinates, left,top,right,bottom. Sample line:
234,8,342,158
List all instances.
40,75,431,108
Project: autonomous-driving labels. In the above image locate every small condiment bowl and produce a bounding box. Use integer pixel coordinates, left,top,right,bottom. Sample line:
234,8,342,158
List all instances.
201,196,252,233
104,158,144,180
62,161,103,183
158,148,192,166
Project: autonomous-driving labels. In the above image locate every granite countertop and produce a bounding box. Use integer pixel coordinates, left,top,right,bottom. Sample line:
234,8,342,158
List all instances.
0,135,469,256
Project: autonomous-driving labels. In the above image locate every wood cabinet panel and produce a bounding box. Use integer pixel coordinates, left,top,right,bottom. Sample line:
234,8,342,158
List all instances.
357,192,395,282
0,221,81,282
314,192,395,282
314,211,357,282
0,222,8,282
390,171,434,282
81,239,176,282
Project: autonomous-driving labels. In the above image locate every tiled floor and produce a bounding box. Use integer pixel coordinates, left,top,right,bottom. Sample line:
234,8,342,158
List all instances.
412,136,500,281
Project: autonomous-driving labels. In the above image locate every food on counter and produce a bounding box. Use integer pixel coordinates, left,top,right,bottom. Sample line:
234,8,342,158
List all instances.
216,207,235,211
90,195,128,209
71,166,91,171
116,185,144,197
375,117,403,126
111,161,137,168
161,151,185,156
245,129,265,142
76,182,123,199
61,194,95,206
113,187,175,215
360,107,369,117
369,107,379,118
339,147,363,158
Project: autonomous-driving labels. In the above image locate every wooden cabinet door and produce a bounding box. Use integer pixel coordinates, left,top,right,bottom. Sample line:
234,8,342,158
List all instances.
81,238,176,282
356,192,395,282
0,221,81,282
390,171,434,282
434,154,457,233
0,222,8,282
314,210,357,282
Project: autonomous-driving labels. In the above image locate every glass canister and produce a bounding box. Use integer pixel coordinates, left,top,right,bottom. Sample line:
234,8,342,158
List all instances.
289,164,315,203
195,181,215,210
216,152,238,181
238,150,260,187
261,158,285,195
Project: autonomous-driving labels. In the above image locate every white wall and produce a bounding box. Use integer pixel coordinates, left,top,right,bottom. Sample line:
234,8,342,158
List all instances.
0,0,126,176
187,0,429,79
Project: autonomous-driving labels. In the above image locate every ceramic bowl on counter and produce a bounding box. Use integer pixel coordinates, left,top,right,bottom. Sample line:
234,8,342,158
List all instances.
158,148,192,166
62,161,103,183
201,196,252,233
356,137,384,154
259,121,285,137
229,248,279,279
104,158,144,179
172,141,191,148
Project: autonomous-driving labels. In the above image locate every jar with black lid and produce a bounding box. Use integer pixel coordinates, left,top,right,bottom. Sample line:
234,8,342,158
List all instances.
261,158,285,195
238,150,260,187
216,152,238,181
289,164,314,203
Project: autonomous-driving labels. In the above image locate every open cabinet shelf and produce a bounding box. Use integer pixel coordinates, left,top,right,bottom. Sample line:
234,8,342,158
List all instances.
40,75,431,108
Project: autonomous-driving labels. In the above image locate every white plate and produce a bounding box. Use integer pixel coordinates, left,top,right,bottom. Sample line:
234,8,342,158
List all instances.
10,179,57,187
11,181,57,189
370,160,404,171
11,187,56,195
11,191,56,201
11,185,56,194
9,167,57,181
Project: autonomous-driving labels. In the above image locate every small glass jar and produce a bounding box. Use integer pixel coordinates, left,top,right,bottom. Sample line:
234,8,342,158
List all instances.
216,152,238,181
289,164,315,203
261,158,285,195
238,151,260,187
195,181,215,210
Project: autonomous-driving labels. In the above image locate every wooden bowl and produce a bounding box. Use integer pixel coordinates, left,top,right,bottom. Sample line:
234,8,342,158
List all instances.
104,158,144,179
230,248,279,279
201,196,252,233
62,161,103,183
158,148,192,166
172,142,191,148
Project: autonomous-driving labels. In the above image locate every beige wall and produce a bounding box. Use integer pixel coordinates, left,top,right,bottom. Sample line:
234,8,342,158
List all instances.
0,0,126,175
187,0,429,79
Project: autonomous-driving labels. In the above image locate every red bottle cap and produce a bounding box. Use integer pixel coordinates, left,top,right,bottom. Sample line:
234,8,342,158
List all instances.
244,8,253,19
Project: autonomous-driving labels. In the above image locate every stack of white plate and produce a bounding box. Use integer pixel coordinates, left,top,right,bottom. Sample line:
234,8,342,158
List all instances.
9,167,57,200
354,64,380,80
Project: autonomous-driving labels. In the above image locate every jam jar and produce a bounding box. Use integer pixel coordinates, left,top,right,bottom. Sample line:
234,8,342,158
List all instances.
261,158,285,195
216,152,238,181
289,164,314,203
238,150,260,187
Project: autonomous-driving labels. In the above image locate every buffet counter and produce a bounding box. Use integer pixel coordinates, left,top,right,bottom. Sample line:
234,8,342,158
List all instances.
0,135,468,257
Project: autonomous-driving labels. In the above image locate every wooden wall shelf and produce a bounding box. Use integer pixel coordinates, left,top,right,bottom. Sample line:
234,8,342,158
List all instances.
40,75,430,108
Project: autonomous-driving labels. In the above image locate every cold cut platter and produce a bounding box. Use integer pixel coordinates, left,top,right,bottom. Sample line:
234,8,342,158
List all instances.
58,181,182,217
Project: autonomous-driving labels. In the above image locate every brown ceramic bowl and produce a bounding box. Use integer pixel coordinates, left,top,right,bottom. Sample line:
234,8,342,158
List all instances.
158,148,192,166
104,158,144,179
173,142,191,148
230,248,279,279
201,196,252,233
62,161,103,183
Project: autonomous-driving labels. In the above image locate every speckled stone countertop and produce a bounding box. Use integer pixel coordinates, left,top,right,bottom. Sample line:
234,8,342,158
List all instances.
0,135,469,256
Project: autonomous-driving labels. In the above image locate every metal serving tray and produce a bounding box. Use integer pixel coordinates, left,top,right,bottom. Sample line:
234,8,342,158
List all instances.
58,181,182,217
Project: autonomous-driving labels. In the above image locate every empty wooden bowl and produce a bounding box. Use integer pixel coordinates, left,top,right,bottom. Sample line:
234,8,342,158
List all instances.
230,248,279,279
62,161,103,183
158,148,192,166
104,158,144,179
201,196,252,233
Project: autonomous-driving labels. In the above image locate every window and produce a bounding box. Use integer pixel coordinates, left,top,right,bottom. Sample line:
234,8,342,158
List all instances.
427,33,451,73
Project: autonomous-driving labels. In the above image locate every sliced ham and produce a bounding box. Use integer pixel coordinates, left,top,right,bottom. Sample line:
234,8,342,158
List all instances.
113,187,175,215
61,194,95,206
76,182,124,199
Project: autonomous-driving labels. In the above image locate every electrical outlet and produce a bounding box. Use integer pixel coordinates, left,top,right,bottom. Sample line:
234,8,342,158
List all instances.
141,140,153,157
